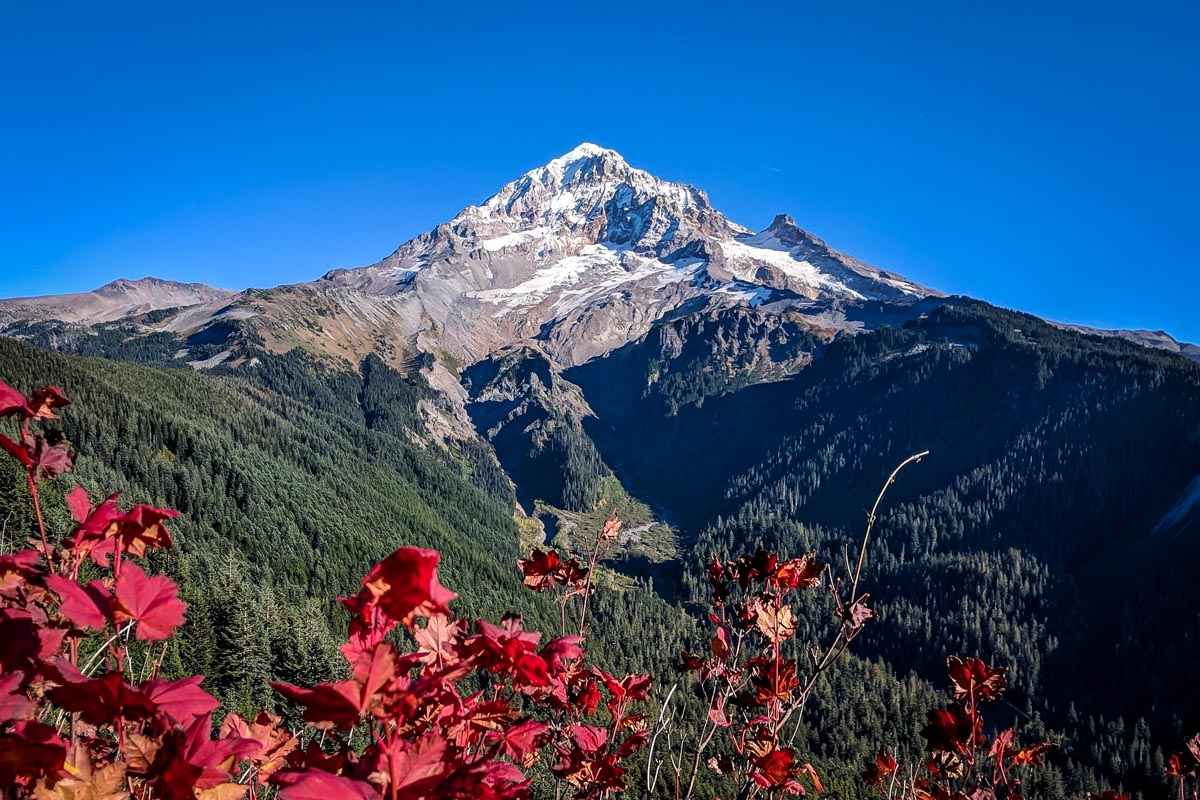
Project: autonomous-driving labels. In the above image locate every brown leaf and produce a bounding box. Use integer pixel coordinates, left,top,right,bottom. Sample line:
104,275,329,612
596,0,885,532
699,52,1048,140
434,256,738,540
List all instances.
753,600,797,644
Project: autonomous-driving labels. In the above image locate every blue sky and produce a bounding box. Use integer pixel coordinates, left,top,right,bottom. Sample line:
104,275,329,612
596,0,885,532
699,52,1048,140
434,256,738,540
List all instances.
2,2,1197,341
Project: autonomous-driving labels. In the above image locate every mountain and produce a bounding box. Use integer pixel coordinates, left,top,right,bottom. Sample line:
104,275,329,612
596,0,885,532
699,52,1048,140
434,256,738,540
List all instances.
2,145,1199,798
0,276,233,326
0,144,938,376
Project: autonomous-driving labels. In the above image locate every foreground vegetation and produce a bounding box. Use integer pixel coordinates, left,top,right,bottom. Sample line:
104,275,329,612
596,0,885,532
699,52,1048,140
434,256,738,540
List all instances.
2,376,1198,799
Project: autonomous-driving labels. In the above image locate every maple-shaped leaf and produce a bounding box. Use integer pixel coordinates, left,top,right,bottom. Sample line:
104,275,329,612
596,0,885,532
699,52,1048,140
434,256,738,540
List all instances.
26,387,70,420
384,734,460,799
68,494,124,567
770,554,827,590
35,745,129,800
518,548,563,592
277,771,379,800
0,720,67,786
753,599,797,643
492,719,550,766
361,547,456,625
123,731,161,775
46,663,157,725
412,613,464,666
601,510,622,541
862,749,898,789
116,505,178,558
154,714,259,800
219,711,297,781
0,612,65,673
45,574,112,631
569,724,608,753
0,549,40,594
64,485,92,523
597,670,652,704
749,745,798,789
346,641,401,719
142,676,221,726
274,770,379,800
842,595,876,628
946,657,1007,702
0,381,26,417
0,671,35,723
539,635,583,672
921,704,980,755
112,561,187,641
24,434,76,478
270,679,360,730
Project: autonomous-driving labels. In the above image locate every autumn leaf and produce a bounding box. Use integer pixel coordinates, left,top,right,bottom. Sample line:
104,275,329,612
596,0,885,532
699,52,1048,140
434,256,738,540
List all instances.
33,748,129,800
25,387,69,420
111,561,187,641
361,547,456,625
274,771,379,800
863,749,898,789
0,671,35,723
753,599,797,643
412,613,464,666
64,486,92,523
946,656,1007,702
24,434,76,478
0,721,68,785
0,381,26,417
141,676,221,726
45,574,112,631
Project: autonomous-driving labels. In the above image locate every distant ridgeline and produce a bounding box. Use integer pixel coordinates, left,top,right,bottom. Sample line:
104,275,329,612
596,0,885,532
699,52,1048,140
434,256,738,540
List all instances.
2,145,1199,798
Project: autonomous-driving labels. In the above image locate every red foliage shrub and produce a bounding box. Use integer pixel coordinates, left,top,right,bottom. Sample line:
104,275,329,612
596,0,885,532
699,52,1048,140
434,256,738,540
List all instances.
0,380,648,800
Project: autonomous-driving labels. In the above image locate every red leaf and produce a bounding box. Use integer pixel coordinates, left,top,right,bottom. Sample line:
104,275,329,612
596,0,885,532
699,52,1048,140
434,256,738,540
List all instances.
0,672,35,723
47,662,158,725
117,504,179,558
112,561,187,641
493,719,550,764
539,635,583,672
274,772,379,800
568,724,608,753
361,547,456,625
65,485,92,523
0,433,32,468
0,550,42,594
45,574,112,631
863,749,898,789
947,656,1007,702
25,434,76,478
26,387,70,420
142,675,221,726
270,680,360,729
0,381,26,418
0,720,67,784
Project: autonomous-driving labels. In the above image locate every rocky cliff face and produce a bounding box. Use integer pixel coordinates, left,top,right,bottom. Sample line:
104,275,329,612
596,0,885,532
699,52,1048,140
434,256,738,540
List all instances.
0,144,935,378
3,144,1193,382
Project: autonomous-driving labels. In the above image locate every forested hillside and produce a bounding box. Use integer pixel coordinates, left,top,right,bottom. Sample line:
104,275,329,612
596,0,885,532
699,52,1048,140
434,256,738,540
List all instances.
570,299,1200,796
2,296,1198,798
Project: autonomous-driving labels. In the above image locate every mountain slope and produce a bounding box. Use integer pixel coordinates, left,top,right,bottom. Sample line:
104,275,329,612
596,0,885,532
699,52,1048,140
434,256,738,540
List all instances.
0,277,234,326
2,145,1198,798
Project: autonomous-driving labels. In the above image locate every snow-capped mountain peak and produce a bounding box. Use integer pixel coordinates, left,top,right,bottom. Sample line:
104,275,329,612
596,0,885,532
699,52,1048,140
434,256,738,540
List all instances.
455,143,743,257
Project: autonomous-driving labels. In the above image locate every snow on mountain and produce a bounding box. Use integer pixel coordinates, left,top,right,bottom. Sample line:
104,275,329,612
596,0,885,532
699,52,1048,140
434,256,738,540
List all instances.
300,144,942,366
0,145,945,371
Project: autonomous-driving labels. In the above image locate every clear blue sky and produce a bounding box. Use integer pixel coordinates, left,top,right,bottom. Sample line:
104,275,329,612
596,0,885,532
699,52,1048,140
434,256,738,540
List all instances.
2,2,1197,341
